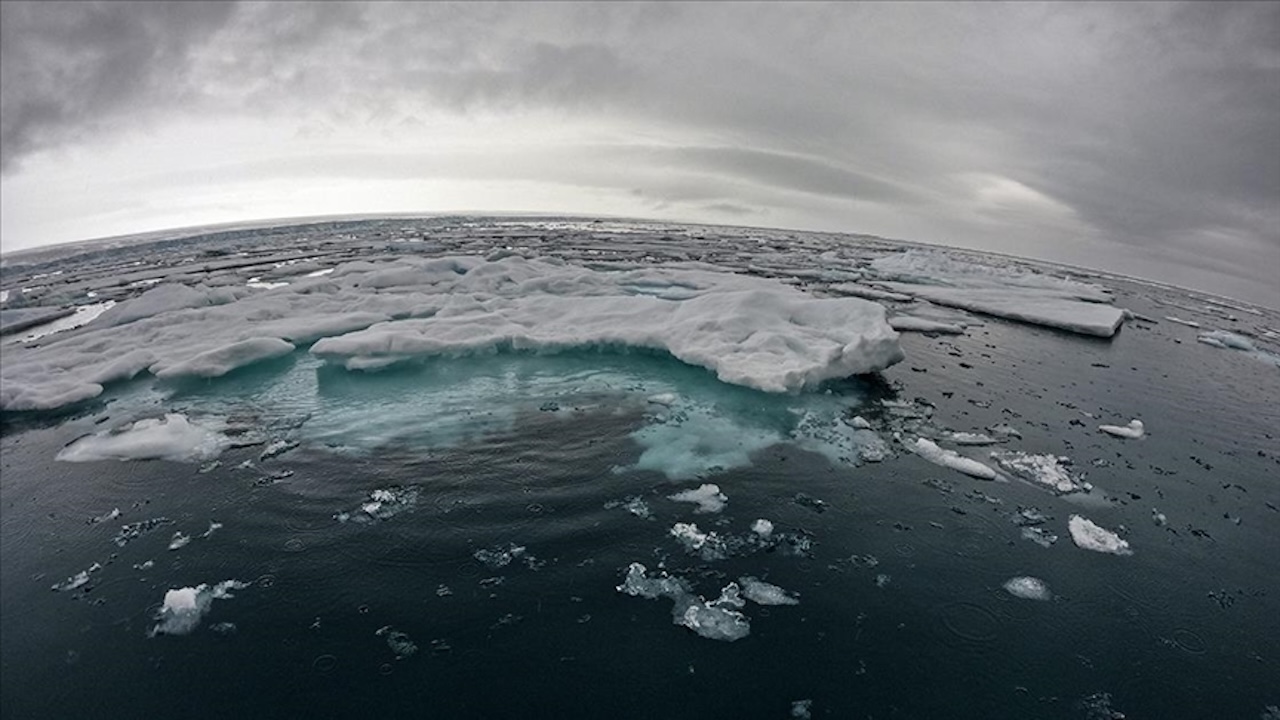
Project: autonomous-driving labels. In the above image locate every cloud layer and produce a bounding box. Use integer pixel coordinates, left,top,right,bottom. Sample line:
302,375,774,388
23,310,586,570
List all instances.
2,2,1277,305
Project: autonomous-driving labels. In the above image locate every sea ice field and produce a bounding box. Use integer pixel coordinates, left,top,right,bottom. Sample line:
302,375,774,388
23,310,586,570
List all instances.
1,216,1278,719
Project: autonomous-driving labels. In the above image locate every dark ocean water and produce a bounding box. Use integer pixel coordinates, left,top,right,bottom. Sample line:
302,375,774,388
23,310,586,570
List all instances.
2,219,1278,719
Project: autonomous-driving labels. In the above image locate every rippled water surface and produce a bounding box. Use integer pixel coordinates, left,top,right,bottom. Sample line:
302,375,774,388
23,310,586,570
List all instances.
2,219,1278,719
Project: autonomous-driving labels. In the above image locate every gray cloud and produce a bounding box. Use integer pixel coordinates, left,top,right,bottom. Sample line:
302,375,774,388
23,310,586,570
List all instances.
2,2,1277,304
0,1,237,172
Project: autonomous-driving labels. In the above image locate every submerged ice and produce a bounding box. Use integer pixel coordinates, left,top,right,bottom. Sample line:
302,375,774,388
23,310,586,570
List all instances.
56,414,231,463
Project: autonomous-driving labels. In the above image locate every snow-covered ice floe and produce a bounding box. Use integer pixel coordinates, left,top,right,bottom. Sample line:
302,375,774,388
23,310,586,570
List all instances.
616,563,752,642
149,580,249,637
1,256,903,411
990,450,1090,494
868,251,1125,337
1067,515,1132,556
56,414,231,463
1002,576,1051,601
1098,419,1144,439
910,438,996,479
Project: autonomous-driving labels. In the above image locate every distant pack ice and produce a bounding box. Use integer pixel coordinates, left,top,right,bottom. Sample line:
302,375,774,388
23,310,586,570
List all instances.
0,256,904,411
868,251,1127,337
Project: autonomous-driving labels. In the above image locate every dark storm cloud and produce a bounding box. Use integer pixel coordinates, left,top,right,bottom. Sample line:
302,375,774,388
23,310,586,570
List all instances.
0,1,237,172
2,1,1277,295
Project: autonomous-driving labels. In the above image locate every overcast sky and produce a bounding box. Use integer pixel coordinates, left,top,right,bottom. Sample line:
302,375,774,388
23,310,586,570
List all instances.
2,2,1277,305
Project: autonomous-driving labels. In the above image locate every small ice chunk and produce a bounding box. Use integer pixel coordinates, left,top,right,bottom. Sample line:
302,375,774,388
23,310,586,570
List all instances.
670,522,729,561
850,415,872,430
1068,515,1132,555
1151,508,1167,527
950,432,998,446
473,543,540,570
1164,316,1201,328
1098,419,1144,439
259,439,299,461
1002,576,1051,600
376,625,419,659
988,424,1023,440
668,483,727,513
677,583,751,642
738,576,799,605
1021,526,1058,547
201,521,223,538
911,438,996,479
889,316,966,334
149,580,249,637
168,532,191,550
616,562,692,600
750,518,774,538
89,507,121,524
791,699,814,719
990,450,1089,494
51,562,102,592
336,486,419,522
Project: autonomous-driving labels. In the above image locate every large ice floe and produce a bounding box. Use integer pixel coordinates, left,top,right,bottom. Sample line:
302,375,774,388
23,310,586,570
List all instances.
0,256,902,411
866,251,1126,337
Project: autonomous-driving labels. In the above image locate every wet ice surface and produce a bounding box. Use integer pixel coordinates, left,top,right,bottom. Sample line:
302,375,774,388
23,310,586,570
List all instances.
2,217,1279,719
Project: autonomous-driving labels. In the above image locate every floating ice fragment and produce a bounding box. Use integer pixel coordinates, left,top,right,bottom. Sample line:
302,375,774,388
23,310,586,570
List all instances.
149,580,249,637
751,519,774,538
1021,527,1058,547
850,415,872,429
335,486,419,522
950,432,999,446
1068,515,1132,555
259,439,298,461
209,622,238,636
990,450,1090,494
670,523,729,561
376,626,419,660
1098,419,1144,439
988,424,1023,440
114,517,174,546
168,532,191,550
474,543,541,570
668,483,727,513
738,577,799,605
616,562,693,600
791,699,814,719
201,521,223,538
51,562,102,592
1165,316,1201,328
677,583,751,642
1003,576,1051,600
911,438,996,479
57,414,231,463
1197,331,1280,366
89,508,121,524
1151,508,1168,526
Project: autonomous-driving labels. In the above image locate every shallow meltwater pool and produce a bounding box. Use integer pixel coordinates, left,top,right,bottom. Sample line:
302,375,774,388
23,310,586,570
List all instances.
2,220,1278,719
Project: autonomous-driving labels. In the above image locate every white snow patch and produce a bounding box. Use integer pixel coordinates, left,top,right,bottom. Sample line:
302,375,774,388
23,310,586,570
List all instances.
57,414,231,463
1068,515,1132,555
668,483,728,513
1002,576,1051,600
911,438,996,479
1098,419,1144,439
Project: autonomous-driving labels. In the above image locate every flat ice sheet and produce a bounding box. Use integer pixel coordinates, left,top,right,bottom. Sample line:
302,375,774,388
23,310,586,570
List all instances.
1,256,904,411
